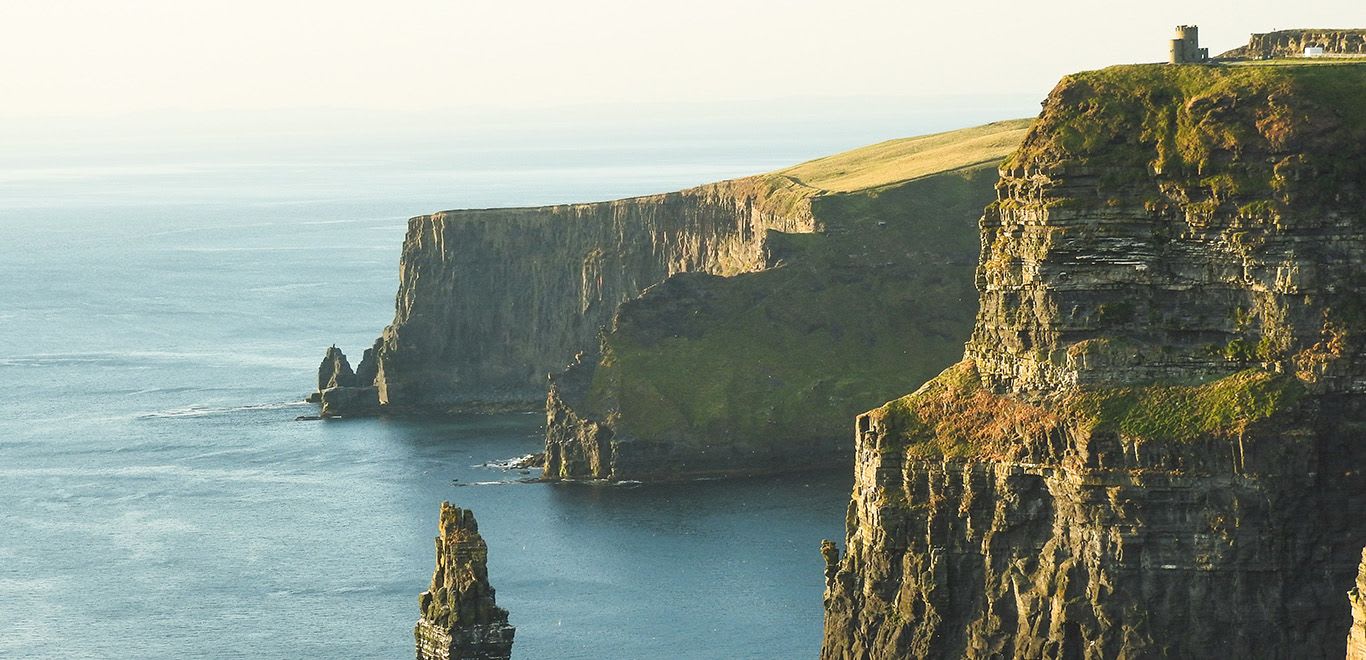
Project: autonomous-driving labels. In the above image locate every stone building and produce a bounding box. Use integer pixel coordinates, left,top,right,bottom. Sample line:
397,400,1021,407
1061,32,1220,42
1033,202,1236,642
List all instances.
1169,24,1209,64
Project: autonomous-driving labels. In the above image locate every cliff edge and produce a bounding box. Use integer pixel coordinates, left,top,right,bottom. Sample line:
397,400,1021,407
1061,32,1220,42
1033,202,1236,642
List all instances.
822,61,1366,658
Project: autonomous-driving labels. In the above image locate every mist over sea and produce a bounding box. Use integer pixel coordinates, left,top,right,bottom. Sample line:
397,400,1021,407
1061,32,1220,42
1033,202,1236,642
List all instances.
0,96,1036,658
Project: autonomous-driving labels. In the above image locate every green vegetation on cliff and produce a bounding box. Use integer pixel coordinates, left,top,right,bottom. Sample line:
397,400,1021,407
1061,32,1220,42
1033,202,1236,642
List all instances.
1070,369,1305,443
1008,62,1366,212
872,361,1305,461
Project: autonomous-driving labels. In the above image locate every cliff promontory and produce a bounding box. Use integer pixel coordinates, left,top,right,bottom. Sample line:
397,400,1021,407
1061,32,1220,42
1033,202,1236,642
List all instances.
822,61,1366,658
415,502,514,660
543,121,1031,481
318,173,824,413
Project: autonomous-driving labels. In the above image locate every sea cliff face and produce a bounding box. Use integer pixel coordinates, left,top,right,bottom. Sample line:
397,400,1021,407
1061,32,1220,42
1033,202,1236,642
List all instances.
345,177,818,412
822,63,1366,658
543,122,1031,481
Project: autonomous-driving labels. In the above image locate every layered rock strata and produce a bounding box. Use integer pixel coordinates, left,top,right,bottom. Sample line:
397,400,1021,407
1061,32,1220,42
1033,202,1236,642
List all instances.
415,502,514,660
1221,29,1366,59
822,62,1366,658
542,131,1024,480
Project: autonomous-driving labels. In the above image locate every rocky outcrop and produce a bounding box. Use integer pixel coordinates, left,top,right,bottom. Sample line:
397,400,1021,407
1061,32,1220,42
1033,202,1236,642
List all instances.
1221,29,1366,59
822,62,1366,658
307,345,381,416
415,502,514,660
542,134,1020,481
1351,549,1366,660
317,345,355,390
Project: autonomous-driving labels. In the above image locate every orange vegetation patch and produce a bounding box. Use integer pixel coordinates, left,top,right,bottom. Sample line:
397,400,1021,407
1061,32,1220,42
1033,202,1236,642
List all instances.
873,361,1061,460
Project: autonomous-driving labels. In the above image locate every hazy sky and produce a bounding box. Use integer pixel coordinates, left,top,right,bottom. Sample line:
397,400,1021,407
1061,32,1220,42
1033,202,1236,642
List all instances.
3,1,1361,119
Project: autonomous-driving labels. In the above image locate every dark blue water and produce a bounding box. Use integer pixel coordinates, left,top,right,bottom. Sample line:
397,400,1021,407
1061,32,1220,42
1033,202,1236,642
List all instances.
0,102,1036,657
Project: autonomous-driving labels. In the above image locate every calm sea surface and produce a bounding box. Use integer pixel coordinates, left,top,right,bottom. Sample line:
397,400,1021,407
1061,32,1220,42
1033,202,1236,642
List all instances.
0,103,1033,658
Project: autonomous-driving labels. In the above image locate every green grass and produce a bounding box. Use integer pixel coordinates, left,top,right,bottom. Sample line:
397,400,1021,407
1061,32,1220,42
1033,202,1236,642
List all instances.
774,119,1033,193
1068,369,1305,442
1004,61,1366,218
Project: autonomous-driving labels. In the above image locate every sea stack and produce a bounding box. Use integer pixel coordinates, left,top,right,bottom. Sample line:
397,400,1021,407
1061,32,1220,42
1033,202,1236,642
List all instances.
415,502,515,660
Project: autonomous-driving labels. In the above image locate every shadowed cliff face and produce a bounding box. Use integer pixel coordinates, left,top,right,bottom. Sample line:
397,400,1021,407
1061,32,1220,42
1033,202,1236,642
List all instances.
822,62,1366,659
1352,549,1366,660
544,163,1001,481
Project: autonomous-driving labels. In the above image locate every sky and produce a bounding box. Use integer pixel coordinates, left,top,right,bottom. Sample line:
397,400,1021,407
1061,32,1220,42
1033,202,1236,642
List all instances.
2,1,1361,118
0,1,1361,164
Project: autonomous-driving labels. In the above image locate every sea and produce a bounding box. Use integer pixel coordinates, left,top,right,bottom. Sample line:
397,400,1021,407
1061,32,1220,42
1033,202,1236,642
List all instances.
0,96,1037,659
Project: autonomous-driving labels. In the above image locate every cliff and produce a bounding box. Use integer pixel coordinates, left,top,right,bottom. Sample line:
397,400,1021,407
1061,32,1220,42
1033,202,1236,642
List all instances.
1221,29,1366,59
322,175,821,413
822,62,1366,658
542,121,1031,481
415,502,514,660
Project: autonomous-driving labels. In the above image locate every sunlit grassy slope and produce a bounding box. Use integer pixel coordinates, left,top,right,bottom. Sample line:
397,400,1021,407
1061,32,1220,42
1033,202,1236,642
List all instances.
774,118,1034,193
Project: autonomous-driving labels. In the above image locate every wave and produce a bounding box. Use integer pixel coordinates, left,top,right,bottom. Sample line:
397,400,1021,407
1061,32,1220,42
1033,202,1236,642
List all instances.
0,350,314,370
137,400,309,420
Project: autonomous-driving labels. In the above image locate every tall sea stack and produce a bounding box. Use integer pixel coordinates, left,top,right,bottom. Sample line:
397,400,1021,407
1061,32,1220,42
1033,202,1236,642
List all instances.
415,502,514,660
822,61,1366,657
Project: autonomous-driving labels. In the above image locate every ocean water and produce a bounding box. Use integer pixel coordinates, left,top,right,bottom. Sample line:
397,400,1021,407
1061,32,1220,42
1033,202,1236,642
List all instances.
0,102,1036,658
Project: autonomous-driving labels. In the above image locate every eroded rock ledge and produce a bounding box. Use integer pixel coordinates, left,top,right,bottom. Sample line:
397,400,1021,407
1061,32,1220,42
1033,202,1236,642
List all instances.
415,502,514,660
822,61,1366,658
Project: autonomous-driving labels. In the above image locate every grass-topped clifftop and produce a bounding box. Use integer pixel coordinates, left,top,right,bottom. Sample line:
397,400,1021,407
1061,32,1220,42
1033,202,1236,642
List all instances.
775,119,1033,193
1005,62,1366,212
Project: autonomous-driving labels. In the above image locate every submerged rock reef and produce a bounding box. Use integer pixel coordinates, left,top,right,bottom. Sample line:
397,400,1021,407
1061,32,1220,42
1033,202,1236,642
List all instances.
822,62,1366,658
543,121,1031,480
415,502,514,660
